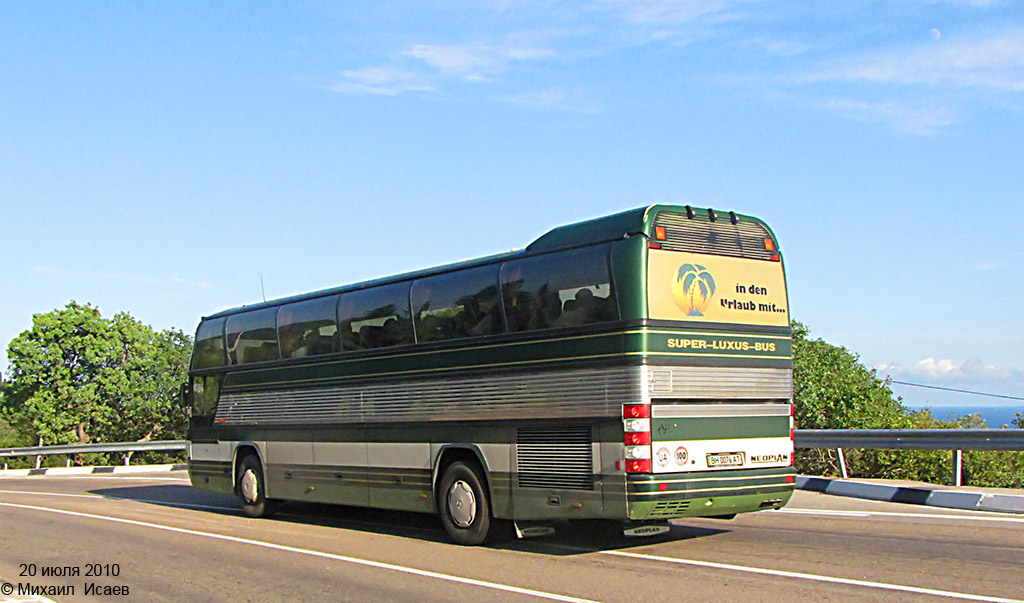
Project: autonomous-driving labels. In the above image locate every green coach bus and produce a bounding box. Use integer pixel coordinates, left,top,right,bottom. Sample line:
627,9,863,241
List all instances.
185,205,795,545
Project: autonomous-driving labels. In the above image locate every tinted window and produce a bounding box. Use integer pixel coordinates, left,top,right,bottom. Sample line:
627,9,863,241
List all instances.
278,296,340,359
192,375,221,417
337,283,413,350
225,308,280,364
191,318,226,369
501,245,617,332
412,266,502,343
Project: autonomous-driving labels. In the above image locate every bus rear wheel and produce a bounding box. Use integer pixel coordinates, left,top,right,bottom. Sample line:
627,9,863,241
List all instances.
438,461,491,545
236,454,279,518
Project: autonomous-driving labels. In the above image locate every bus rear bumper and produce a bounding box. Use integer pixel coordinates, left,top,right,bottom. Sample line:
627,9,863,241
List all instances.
625,467,795,520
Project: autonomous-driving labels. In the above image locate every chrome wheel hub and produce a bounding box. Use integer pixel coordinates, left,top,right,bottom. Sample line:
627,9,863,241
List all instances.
447,480,477,528
240,469,259,504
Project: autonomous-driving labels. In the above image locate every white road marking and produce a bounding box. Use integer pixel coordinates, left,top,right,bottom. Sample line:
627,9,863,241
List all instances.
0,475,190,482
779,507,1024,524
0,490,238,512
0,502,597,603
602,550,1024,603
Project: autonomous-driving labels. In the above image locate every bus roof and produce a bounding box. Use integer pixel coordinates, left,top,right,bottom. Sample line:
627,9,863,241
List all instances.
202,204,768,320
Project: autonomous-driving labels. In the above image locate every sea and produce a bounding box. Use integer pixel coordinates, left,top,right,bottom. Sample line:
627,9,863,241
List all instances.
906,405,1022,429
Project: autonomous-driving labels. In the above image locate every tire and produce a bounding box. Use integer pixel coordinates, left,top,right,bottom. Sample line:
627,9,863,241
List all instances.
437,461,491,545
236,454,279,518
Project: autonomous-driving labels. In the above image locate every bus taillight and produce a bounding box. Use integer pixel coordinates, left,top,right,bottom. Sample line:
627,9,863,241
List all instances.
626,459,652,473
624,403,652,473
625,431,651,445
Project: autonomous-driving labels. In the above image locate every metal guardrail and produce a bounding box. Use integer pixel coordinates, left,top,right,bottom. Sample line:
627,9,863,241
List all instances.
0,440,187,469
794,428,1024,486
795,429,1024,451
4,430,1022,481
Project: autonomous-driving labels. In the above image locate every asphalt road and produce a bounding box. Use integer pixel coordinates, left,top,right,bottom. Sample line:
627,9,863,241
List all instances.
1,471,1022,603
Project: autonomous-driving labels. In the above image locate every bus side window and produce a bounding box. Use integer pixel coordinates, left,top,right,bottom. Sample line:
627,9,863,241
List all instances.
338,282,414,350
278,296,340,359
192,375,221,417
412,265,502,343
191,317,226,370
225,308,280,364
501,245,618,333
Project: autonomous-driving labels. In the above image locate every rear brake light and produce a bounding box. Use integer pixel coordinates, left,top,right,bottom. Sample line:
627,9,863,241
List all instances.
770,253,781,262
649,241,662,249
625,432,651,446
624,403,652,473
627,459,652,473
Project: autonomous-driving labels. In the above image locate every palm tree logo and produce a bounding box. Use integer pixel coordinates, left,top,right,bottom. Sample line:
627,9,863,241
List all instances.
672,264,716,316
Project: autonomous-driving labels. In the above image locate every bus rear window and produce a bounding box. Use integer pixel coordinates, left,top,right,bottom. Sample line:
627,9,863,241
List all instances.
226,308,280,364
501,245,618,332
652,211,776,260
338,283,413,350
191,317,226,369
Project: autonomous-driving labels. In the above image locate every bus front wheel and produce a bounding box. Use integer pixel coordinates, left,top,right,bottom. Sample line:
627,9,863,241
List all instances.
438,461,491,545
236,454,278,518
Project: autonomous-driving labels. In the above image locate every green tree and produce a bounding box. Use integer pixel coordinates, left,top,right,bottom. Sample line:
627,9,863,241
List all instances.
792,321,950,482
3,302,191,464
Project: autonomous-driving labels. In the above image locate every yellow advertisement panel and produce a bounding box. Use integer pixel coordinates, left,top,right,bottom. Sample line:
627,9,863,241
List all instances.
648,250,789,327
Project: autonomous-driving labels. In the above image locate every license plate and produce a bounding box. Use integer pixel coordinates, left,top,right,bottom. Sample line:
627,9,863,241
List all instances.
707,452,745,468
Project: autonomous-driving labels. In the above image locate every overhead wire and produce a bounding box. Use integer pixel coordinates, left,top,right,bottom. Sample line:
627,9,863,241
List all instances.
889,380,1024,402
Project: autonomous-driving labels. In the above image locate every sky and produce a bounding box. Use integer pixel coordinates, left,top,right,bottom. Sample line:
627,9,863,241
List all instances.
1,1,1022,411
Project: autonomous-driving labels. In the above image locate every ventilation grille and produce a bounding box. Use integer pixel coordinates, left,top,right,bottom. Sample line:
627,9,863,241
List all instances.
649,500,692,518
653,211,775,260
516,427,594,490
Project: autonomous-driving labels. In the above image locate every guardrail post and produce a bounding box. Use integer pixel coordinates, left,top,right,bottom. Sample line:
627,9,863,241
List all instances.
123,451,133,466
837,448,849,479
953,449,963,487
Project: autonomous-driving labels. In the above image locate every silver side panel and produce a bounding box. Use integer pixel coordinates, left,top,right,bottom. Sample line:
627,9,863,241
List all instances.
646,366,792,400
216,366,644,425
214,365,791,426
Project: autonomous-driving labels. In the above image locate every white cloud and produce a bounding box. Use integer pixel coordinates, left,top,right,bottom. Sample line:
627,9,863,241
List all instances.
807,30,1024,92
331,41,557,97
501,87,602,113
605,0,733,25
879,357,1019,381
32,265,213,289
766,39,809,57
329,65,434,96
776,29,1024,133
401,43,554,82
927,0,998,6
815,97,959,135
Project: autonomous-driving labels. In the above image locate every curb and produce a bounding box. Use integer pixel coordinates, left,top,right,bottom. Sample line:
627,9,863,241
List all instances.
797,476,1024,514
0,463,187,478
